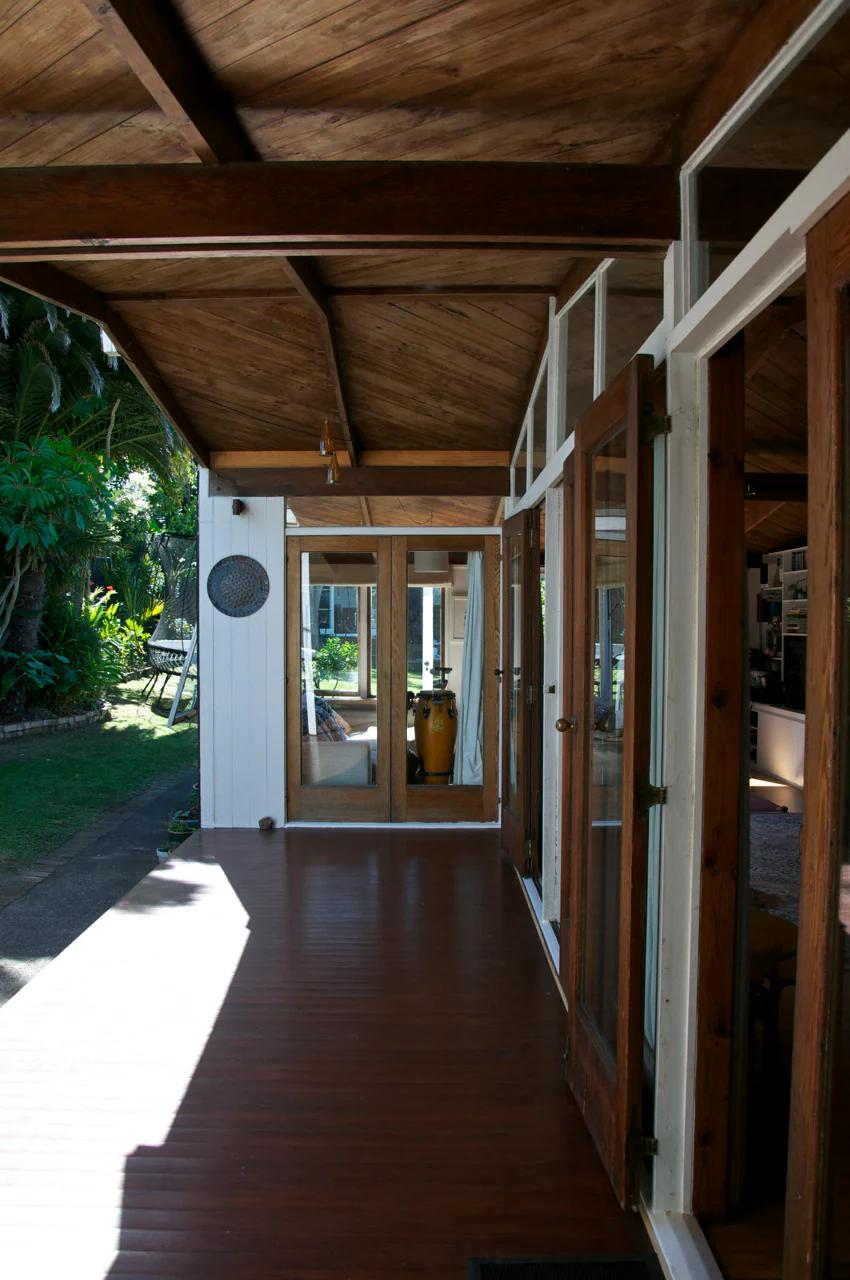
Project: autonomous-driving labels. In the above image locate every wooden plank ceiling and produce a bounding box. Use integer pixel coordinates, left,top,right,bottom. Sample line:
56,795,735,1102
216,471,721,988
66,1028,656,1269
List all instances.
744,296,808,556
0,0,772,525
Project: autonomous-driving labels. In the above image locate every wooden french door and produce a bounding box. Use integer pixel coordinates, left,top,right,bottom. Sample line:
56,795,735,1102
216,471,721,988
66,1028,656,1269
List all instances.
287,534,499,824
784,192,850,1279
501,508,540,872
564,355,657,1208
558,454,576,985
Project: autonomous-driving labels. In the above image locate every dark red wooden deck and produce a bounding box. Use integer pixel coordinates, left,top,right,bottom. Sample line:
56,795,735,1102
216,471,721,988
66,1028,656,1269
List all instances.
0,829,650,1278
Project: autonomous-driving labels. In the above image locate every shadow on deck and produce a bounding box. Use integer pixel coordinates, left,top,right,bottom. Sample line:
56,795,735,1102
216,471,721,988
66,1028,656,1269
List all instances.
0,828,650,1278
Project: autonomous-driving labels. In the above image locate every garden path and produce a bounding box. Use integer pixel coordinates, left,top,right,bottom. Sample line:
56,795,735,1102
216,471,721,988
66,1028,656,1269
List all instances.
0,765,197,1006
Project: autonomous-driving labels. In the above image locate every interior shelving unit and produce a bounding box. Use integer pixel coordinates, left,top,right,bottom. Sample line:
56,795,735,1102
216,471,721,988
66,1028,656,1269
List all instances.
762,545,808,673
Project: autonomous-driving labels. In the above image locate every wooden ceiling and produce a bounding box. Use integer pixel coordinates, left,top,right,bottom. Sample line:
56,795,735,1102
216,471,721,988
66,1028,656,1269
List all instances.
744,297,808,556
0,0,814,526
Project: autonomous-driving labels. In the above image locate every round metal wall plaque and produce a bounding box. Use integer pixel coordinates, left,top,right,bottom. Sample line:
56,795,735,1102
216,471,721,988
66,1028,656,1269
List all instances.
207,555,270,618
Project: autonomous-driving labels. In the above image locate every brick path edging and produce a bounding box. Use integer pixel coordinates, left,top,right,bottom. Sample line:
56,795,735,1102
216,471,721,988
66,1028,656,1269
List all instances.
0,702,111,740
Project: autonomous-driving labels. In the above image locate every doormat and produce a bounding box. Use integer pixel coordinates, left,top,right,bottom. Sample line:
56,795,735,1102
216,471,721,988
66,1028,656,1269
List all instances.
470,1260,663,1279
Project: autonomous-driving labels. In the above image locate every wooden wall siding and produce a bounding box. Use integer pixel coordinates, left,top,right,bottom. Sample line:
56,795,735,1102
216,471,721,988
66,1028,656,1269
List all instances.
0,0,760,167
198,484,285,829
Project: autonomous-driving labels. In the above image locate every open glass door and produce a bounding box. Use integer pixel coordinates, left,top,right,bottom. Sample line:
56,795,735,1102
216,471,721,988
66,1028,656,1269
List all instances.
784,193,850,1279
501,509,540,872
565,355,657,1207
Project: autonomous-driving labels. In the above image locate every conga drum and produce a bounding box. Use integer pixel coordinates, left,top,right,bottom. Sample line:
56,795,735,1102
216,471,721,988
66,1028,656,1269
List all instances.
412,689,458,784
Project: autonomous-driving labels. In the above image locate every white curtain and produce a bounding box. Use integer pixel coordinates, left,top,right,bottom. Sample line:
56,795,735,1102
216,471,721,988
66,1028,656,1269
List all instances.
454,551,484,785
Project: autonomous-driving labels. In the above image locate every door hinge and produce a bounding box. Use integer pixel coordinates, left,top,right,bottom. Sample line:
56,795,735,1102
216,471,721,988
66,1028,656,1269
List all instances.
636,779,668,818
526,684,535,707
524,838,534,875
563,1030,571,1068
640,405,672,445
528,524,535,549
627,1126,659,1168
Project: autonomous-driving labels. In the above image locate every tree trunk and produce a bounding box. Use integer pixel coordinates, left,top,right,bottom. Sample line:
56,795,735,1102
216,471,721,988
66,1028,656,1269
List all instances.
1,565,47,717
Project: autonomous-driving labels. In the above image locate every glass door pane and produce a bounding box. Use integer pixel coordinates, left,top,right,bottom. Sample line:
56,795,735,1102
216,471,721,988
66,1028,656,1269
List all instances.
300,550,378,789
581,432,627,1058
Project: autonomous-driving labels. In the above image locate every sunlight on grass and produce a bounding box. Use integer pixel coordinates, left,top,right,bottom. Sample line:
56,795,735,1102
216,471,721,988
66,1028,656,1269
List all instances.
0,678,198,868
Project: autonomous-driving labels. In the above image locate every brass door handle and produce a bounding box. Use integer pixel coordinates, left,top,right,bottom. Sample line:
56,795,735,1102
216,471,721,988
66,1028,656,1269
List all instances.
555,717,578,733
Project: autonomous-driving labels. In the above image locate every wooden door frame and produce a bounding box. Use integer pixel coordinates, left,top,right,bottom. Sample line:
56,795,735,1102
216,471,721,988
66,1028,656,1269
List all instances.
501,509,535,870
784,192,850,1278
691,333,748,1220
566,354,655,1209
286,535,392,821
528,508,544,882
390,535,499,823
559,453,576,987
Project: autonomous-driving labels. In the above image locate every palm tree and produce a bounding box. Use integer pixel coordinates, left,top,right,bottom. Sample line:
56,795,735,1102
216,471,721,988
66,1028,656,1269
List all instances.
0,286,177,670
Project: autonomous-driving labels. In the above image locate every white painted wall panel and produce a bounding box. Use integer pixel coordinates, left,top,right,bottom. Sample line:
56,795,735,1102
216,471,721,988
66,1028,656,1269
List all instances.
198,474,286,829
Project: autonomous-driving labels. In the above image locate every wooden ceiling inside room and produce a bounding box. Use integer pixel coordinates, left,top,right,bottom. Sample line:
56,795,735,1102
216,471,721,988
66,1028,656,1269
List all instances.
744,295,808,556
0,0,803,526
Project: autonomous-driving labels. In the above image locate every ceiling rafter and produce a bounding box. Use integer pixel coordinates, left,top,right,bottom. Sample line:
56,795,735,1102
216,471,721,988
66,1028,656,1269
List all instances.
0,262,210,466
77,0,258,164
77,0,367,512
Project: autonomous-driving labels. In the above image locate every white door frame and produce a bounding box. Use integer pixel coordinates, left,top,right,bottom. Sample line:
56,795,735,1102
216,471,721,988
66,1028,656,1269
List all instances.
646,126,850,1280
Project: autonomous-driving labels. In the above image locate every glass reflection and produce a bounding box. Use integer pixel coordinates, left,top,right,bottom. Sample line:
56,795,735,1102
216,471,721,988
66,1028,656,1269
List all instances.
404,550,484,787
580,432,627,1059
300,551,378,788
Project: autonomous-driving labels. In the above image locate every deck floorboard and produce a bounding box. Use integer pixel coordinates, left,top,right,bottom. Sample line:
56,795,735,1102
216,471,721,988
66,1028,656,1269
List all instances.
0,828,649,1278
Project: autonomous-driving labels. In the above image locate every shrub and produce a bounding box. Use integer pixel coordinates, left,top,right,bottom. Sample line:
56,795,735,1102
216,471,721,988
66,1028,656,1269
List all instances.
312,637,358,690
36,587,146,711
0,648,70,708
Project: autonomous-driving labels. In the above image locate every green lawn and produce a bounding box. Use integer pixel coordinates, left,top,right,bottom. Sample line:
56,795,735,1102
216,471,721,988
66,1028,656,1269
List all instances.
0,678,198,868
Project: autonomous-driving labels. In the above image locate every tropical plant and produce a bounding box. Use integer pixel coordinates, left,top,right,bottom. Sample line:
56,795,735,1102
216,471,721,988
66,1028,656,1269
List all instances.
0,288,175,475
0,648,70,705
313,636,358,690
0,437,107,648
37,587,147,711
0,286,189,714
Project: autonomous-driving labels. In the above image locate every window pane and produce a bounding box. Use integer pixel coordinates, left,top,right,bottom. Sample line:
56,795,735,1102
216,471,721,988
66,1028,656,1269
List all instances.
580,432,627,1059
565,287,596,439
605,260,664,387
514,432,527,500
696,11,850,298
300,551,377,788
531,371,548,484
405,549,484,786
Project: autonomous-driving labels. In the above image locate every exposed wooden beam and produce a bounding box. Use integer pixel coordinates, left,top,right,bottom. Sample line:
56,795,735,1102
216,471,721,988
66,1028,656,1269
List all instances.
105,285,558,303
0,242,664,264
79,1,363,491
210,466,511,499
0,163,681,253
78,0,258,164
0,262,209,466
210,450,510,470
674,0,825,163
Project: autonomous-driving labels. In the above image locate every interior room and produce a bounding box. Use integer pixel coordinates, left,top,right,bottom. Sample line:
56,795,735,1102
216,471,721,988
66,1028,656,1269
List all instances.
702,282,808,1280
